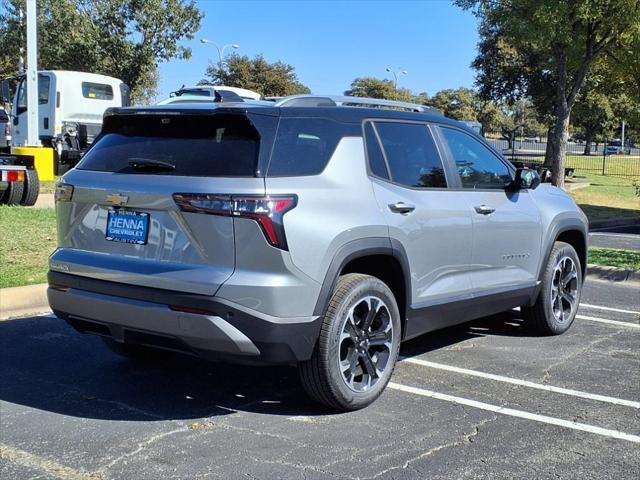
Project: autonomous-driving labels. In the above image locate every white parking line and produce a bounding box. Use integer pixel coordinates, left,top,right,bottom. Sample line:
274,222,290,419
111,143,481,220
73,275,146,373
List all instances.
0,443,96,480
580,303,640,315
387,383,640,444
399,357,640,408
576,314,640,329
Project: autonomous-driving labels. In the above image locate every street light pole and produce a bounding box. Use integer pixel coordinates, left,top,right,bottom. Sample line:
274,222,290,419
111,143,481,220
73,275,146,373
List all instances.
200,39,240,71
385,67,407,88
26,0,39,146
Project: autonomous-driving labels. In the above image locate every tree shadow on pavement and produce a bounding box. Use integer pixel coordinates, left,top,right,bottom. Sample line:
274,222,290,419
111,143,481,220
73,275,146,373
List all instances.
0,310,534,422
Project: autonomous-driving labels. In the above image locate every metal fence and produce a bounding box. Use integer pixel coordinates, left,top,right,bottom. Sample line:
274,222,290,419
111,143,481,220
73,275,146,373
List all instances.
483,132,640,177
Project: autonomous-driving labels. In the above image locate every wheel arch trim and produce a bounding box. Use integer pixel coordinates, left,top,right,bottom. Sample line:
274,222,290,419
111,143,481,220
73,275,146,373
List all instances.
312,237,412,336
532,219,588,305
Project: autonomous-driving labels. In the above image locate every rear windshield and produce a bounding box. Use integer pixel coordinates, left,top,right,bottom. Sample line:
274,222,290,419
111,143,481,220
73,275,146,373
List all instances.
77,114,260,177
82,82,114,100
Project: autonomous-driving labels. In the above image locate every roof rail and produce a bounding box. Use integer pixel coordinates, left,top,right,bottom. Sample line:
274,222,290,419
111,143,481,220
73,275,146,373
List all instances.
274,95,439,113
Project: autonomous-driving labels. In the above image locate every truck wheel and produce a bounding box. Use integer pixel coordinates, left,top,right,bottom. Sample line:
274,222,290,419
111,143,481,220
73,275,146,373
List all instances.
1,180,25,205
20,169,40,206
522,241,582,335
299,273,401,411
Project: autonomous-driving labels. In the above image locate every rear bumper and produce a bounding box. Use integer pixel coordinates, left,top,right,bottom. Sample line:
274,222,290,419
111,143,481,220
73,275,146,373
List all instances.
48,271,322,365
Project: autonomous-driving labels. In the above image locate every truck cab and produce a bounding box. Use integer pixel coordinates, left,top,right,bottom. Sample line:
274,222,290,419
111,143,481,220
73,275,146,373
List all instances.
10,71,130,173
0,108,10,153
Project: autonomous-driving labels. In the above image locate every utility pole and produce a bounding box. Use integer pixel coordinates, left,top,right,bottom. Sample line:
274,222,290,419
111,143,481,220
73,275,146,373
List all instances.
26,0,40,146
621,120,626,153
18,8,24,72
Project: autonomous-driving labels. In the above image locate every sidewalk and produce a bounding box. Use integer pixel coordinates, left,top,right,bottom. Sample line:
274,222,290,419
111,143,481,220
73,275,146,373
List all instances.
31,193,55,208
0,284,50,320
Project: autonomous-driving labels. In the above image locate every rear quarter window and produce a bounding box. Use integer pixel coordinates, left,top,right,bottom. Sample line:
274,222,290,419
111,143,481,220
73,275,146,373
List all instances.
77,114,260,177
267,118,346,176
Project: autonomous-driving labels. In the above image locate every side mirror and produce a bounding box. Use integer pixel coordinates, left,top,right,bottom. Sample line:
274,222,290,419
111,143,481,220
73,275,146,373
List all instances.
510,168,541,190
0,80,10,103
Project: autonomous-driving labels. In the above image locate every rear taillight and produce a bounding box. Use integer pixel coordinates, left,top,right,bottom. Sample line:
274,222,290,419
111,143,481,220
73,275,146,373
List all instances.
173,194,297,250
6,170,25,182
54,183,74,203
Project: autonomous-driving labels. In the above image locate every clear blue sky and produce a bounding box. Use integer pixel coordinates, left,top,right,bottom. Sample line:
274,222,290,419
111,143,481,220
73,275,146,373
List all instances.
157,0,480,100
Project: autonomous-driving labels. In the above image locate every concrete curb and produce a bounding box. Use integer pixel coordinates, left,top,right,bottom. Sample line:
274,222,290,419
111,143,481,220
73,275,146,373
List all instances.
31,193,55,209
590,217,640,230
0,284,49,320
586,264,640,287
563,182,590,192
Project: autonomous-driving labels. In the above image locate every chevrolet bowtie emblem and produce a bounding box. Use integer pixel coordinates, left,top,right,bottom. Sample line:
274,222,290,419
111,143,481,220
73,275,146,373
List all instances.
106,193,129,206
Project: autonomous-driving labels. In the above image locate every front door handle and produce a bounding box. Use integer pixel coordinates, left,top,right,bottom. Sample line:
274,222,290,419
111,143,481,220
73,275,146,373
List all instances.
474,204,495,215
389,202,415,214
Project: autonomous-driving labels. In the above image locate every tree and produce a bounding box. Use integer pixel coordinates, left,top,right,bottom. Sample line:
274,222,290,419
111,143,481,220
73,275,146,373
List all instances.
572,63,618,155
0,0,203,103
474,100,505,133
201,54,310,97
428,88,479,120
457,0,640,187
344,77,413,102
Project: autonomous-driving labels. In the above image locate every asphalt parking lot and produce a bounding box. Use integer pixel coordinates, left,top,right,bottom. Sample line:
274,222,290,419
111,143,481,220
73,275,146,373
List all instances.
1,278,638,480
589,225,640,251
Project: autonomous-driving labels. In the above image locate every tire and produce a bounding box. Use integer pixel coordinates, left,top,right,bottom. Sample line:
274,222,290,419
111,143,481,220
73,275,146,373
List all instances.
299,273,402,411
100,337,163,361
522,241,582,335
20,169,40,206
0,180,24,205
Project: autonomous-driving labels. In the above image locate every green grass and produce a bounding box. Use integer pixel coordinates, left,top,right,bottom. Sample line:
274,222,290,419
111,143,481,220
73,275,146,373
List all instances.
588,247,640,270
565,154,640,177
0,206,57,288
566,170,640,222
517,154,640,222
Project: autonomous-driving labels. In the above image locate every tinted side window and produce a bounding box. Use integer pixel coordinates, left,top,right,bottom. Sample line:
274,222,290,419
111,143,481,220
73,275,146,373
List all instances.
441,127,511,189
268,118,344,176
375,122,446,188
82,82,114,100
364,122,389,179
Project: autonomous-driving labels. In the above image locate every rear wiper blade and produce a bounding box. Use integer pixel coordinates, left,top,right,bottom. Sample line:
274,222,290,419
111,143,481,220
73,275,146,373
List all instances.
128,158,176,171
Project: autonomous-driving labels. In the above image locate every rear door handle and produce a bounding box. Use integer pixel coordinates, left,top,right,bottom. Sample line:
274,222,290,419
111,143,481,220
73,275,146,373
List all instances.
474,204,495,215
388,202,415,214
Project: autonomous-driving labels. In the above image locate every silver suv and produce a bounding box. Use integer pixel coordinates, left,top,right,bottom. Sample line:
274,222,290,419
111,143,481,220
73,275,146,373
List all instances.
48,95,588,410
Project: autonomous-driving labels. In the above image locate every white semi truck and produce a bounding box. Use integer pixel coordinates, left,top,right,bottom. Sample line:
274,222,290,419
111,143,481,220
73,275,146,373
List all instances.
0,70,129,205
1,70,130,176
